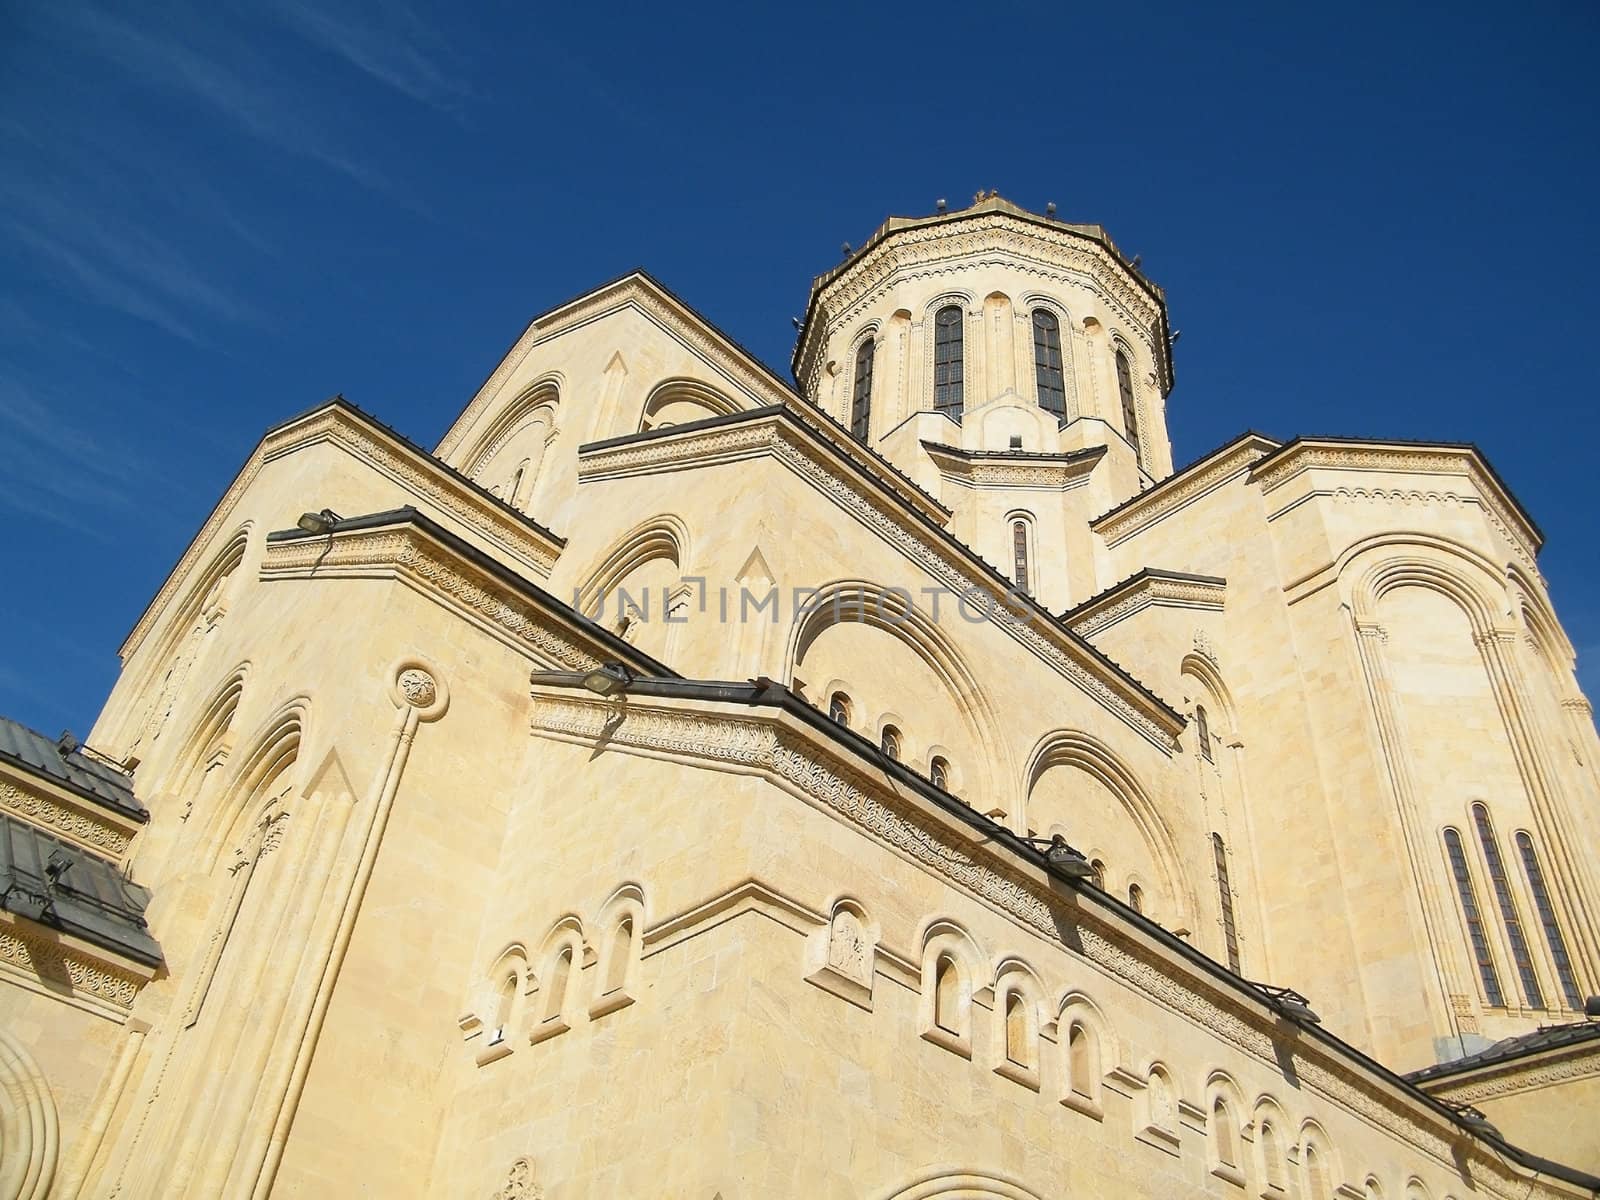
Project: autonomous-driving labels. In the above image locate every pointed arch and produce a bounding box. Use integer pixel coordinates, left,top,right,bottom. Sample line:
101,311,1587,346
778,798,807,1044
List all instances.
164,661,251,800
199,698,307,870
460,375,562,480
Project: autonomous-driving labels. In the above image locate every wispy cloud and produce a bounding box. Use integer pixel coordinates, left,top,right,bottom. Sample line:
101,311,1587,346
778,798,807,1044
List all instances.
266,0,471,112
30,3,393,193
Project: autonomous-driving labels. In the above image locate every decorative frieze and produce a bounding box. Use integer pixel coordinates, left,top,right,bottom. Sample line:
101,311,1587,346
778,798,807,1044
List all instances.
263,524,604,671
0,925,143,1014
0,778,133,857
1067,573,1226,639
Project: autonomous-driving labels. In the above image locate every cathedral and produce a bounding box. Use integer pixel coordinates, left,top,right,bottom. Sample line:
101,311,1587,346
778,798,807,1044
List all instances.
3,194,1599,1198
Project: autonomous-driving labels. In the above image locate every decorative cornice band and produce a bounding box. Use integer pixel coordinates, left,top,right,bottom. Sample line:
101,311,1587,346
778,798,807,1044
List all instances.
579,416,1181,748
526,694,1554,1196
1068,576,1227,639
922,442,1102,492
0,778,134,858
0,923,145,1016
1092,439,1277,548
262,525,604,671
121,404,563,663
1426,1043,1600,1105
798,215,1167,397
1248,442,1541,567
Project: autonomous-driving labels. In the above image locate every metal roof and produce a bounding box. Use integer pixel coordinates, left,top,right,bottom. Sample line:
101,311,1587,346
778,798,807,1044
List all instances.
0,812,161,967
1406,1021,1600,1084
0,716,145,819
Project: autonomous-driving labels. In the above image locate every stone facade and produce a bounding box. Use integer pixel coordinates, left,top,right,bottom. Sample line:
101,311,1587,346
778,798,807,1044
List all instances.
2,195,1598,1197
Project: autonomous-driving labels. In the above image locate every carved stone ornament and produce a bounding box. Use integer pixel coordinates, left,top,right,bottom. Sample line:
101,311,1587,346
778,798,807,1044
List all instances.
492,1155,543,1200
399,668,438,708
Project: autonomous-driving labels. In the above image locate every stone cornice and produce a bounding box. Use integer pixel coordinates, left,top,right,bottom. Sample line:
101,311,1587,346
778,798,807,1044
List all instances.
921,441,1104,491
526,690,1581,1199
436,272,800,462
579,410,1184,748
1091,435,1280,548
119,401,565,664
0,914,152,1020
795,207,1172,400
1423,1039,1600,1105
0,768,138,860
1065,570,1228,639
1248,439,1543,567
261,514,669,677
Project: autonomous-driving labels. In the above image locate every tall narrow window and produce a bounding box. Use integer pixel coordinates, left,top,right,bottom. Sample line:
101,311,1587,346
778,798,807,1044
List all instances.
1089,859,1106,890
1004,992,1029,1065
1212,833,1241,972
1517,832,1582,1009
1195,704,1213,762
1474,804,1543,1008
1011,519,1030,593
929,756,950,791
934,954,960,1033
828,691,851,726
1115,348,1139,458
1212,1097,1239,1168
1032,309,1065,417
1445,827,1506,1007
933,305,964,419
851,338,874,440
1127,883,1144,913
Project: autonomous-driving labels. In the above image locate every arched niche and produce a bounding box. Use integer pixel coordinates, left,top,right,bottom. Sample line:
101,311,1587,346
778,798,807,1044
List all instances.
0,1031,58,1200
789,581,1007,814
639,378,743,431
877,1169,1044,1200
576,516,690,661
462,378,561,513
1023,730,1190,924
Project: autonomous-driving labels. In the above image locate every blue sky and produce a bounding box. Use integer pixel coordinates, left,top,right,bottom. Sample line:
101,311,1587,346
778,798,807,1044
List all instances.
1,1,1596,738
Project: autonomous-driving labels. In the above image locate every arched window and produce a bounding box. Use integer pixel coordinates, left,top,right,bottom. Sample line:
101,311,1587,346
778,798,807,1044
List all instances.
1259,1119,1286,1191
1127,883,1144,913
492,970,517,1043
1516,831,1582,1009
1066,1019,1099,1101
1115,347,1139,459
1004,991,1029,1066
1195,704,1213,761
1212,1096,1239,1168
1212,833,1241,972
604,916,633,995
1445,827,1505,1006
1473,804,1542,1007
929,756,950,791
543,946,572,1023
1032,309,1066,418
828,691,851,726
1305,1143,1330,1198
880,725,901,761
933,305,964,419
1011,519,1030,593
851,338,874,440
1089,858,1106,890
934,954,961,1034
